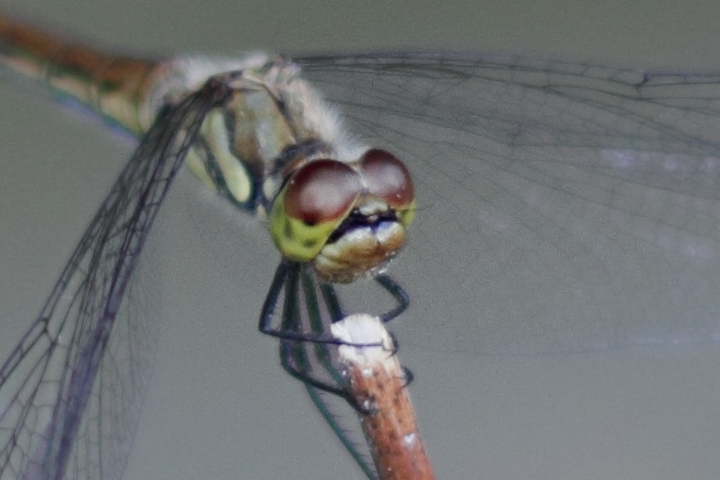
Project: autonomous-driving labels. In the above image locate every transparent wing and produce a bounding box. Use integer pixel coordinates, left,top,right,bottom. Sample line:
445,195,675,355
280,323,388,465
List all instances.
298,52,720,355
0,85,216,479
305,386,377,480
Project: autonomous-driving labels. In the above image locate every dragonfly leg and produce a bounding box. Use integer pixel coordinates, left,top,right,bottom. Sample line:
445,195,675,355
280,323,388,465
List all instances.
374,274,410,322
260,260,390,347
259,260,345,344
278,339,370,411
259,259,412,408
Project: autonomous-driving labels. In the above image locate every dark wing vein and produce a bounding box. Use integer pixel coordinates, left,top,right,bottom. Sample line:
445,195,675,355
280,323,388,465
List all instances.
298,52,720,355
0,83,218,480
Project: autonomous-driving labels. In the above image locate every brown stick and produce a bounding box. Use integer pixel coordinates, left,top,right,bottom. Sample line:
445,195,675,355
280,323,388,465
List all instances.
331,314,436,480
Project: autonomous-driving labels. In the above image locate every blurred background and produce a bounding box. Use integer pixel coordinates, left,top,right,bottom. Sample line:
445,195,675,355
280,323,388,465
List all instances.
1,1,720,479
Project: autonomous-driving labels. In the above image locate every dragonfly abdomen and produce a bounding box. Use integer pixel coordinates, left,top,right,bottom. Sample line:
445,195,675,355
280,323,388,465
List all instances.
0,15,167,135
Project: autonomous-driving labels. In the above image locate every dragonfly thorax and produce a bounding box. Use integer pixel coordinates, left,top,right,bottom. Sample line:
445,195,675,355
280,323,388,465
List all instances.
170,55,417,283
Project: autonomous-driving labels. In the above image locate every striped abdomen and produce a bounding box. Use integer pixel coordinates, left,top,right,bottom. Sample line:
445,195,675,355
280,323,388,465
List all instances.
0,15,168,134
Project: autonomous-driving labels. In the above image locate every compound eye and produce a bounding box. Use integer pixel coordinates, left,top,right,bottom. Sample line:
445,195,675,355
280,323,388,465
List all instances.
359,148,414,209
284,159,362,226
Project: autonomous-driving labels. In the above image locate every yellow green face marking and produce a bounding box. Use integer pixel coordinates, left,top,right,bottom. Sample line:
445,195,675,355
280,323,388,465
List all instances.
269,149,415,281
270,159,363,261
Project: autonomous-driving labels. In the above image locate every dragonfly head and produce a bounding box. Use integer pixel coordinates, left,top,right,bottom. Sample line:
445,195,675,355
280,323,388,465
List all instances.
269,148,415,283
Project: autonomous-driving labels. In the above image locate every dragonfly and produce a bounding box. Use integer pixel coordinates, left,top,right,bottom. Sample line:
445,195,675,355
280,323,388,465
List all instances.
3,10,720,480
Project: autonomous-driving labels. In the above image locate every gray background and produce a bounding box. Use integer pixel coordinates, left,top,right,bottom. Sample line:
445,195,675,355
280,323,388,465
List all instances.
2,0,720,479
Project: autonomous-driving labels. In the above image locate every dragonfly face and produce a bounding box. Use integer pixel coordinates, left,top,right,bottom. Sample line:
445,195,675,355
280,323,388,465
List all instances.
269,148,415,283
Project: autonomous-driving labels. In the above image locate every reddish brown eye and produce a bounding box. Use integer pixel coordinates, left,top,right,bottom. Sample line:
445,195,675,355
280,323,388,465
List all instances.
284,159,362,225
359,148,414,208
